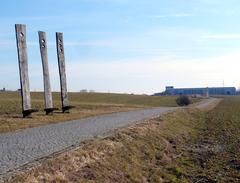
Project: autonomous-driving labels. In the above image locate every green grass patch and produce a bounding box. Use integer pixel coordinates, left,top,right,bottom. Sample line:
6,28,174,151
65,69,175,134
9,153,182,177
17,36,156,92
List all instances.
0,92,180,116
0,92,184,133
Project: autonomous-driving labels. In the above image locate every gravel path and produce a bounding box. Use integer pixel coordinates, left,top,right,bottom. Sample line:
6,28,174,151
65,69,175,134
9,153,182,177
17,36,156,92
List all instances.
194,98,222,109
0,107,176,177
0,98,219,178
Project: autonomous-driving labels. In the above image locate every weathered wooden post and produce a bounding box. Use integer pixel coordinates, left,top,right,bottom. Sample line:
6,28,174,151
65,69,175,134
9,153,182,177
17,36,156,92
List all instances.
56,32,73,112
15,24,38,117
38,31,57,115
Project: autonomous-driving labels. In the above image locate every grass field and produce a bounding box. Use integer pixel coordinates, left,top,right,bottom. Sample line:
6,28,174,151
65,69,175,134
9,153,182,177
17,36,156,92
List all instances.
5,96,240,183
0,92,180,133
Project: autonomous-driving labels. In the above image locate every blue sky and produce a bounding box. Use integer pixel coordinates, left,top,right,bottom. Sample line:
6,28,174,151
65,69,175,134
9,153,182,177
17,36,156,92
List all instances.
1,0,240,94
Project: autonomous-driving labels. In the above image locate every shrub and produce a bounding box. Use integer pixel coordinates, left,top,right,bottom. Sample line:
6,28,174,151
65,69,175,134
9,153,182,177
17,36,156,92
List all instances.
176,95,191,106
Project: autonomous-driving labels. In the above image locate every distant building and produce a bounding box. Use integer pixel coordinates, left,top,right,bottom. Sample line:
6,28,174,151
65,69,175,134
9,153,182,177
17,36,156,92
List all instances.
80,89,88,93
162,86,236,96
0,88,6,92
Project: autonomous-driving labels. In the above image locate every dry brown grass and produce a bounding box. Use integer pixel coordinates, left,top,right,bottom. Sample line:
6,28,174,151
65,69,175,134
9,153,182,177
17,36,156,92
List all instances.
0,105,137,134
3,106,205,183
0,92,181,133
6,96,240,183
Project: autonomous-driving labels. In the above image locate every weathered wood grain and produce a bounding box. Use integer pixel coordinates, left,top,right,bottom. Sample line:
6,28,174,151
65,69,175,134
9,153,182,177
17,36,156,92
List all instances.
38,31,54,114
15,24,32,113
56,32,70,111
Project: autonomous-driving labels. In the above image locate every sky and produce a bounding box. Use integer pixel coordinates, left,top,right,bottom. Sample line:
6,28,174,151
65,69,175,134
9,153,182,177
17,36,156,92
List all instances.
1,0,240,94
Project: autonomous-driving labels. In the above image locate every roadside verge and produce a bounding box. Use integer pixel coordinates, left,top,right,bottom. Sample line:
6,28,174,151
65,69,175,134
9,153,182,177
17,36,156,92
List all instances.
3,98,222,183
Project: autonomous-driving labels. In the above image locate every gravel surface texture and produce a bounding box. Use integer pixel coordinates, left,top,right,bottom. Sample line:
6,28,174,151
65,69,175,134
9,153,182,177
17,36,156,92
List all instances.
0,98,220,179
0,107,176,177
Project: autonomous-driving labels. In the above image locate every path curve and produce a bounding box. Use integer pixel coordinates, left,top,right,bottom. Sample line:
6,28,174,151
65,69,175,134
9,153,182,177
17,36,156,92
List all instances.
190,98,222,109
0,98,219,178
0,107,175,177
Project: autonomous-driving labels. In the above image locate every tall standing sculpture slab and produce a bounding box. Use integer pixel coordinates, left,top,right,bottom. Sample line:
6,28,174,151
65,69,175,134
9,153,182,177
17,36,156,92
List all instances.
38,31,56,115
15,24,37,117
56,32,73,112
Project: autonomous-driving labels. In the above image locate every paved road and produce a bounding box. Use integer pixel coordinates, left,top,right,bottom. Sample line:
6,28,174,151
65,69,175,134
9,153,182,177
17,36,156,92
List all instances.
0,98,219,178
0,107,176,177
194,98,222,109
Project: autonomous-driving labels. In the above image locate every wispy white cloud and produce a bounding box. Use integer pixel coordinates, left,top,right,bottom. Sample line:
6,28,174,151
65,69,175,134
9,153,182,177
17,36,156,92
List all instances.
2,42,240,94
63,50,240,94
63,40,115,46
148,13,193,19
209,9,235,15
0,40,15,47
0,39,116,48
202,34,240,40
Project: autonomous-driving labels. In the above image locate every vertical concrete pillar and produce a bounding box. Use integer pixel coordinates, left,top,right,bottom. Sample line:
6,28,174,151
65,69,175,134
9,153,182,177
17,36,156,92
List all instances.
38,31,56,115
56,32,72,112
15,24,37,117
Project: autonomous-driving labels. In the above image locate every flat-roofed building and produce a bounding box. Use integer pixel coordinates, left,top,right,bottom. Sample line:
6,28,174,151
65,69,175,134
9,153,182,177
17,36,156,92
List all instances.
164,86,236,95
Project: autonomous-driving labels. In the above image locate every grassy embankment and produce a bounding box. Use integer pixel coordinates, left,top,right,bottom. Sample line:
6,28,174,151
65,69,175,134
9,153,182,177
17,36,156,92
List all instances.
5,96,240,182
0,92,180,133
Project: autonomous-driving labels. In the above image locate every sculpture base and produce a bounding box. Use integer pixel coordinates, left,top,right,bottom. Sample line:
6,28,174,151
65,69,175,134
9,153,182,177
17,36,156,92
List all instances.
22,109,39,118
44,108,59,115
62,106,75,113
